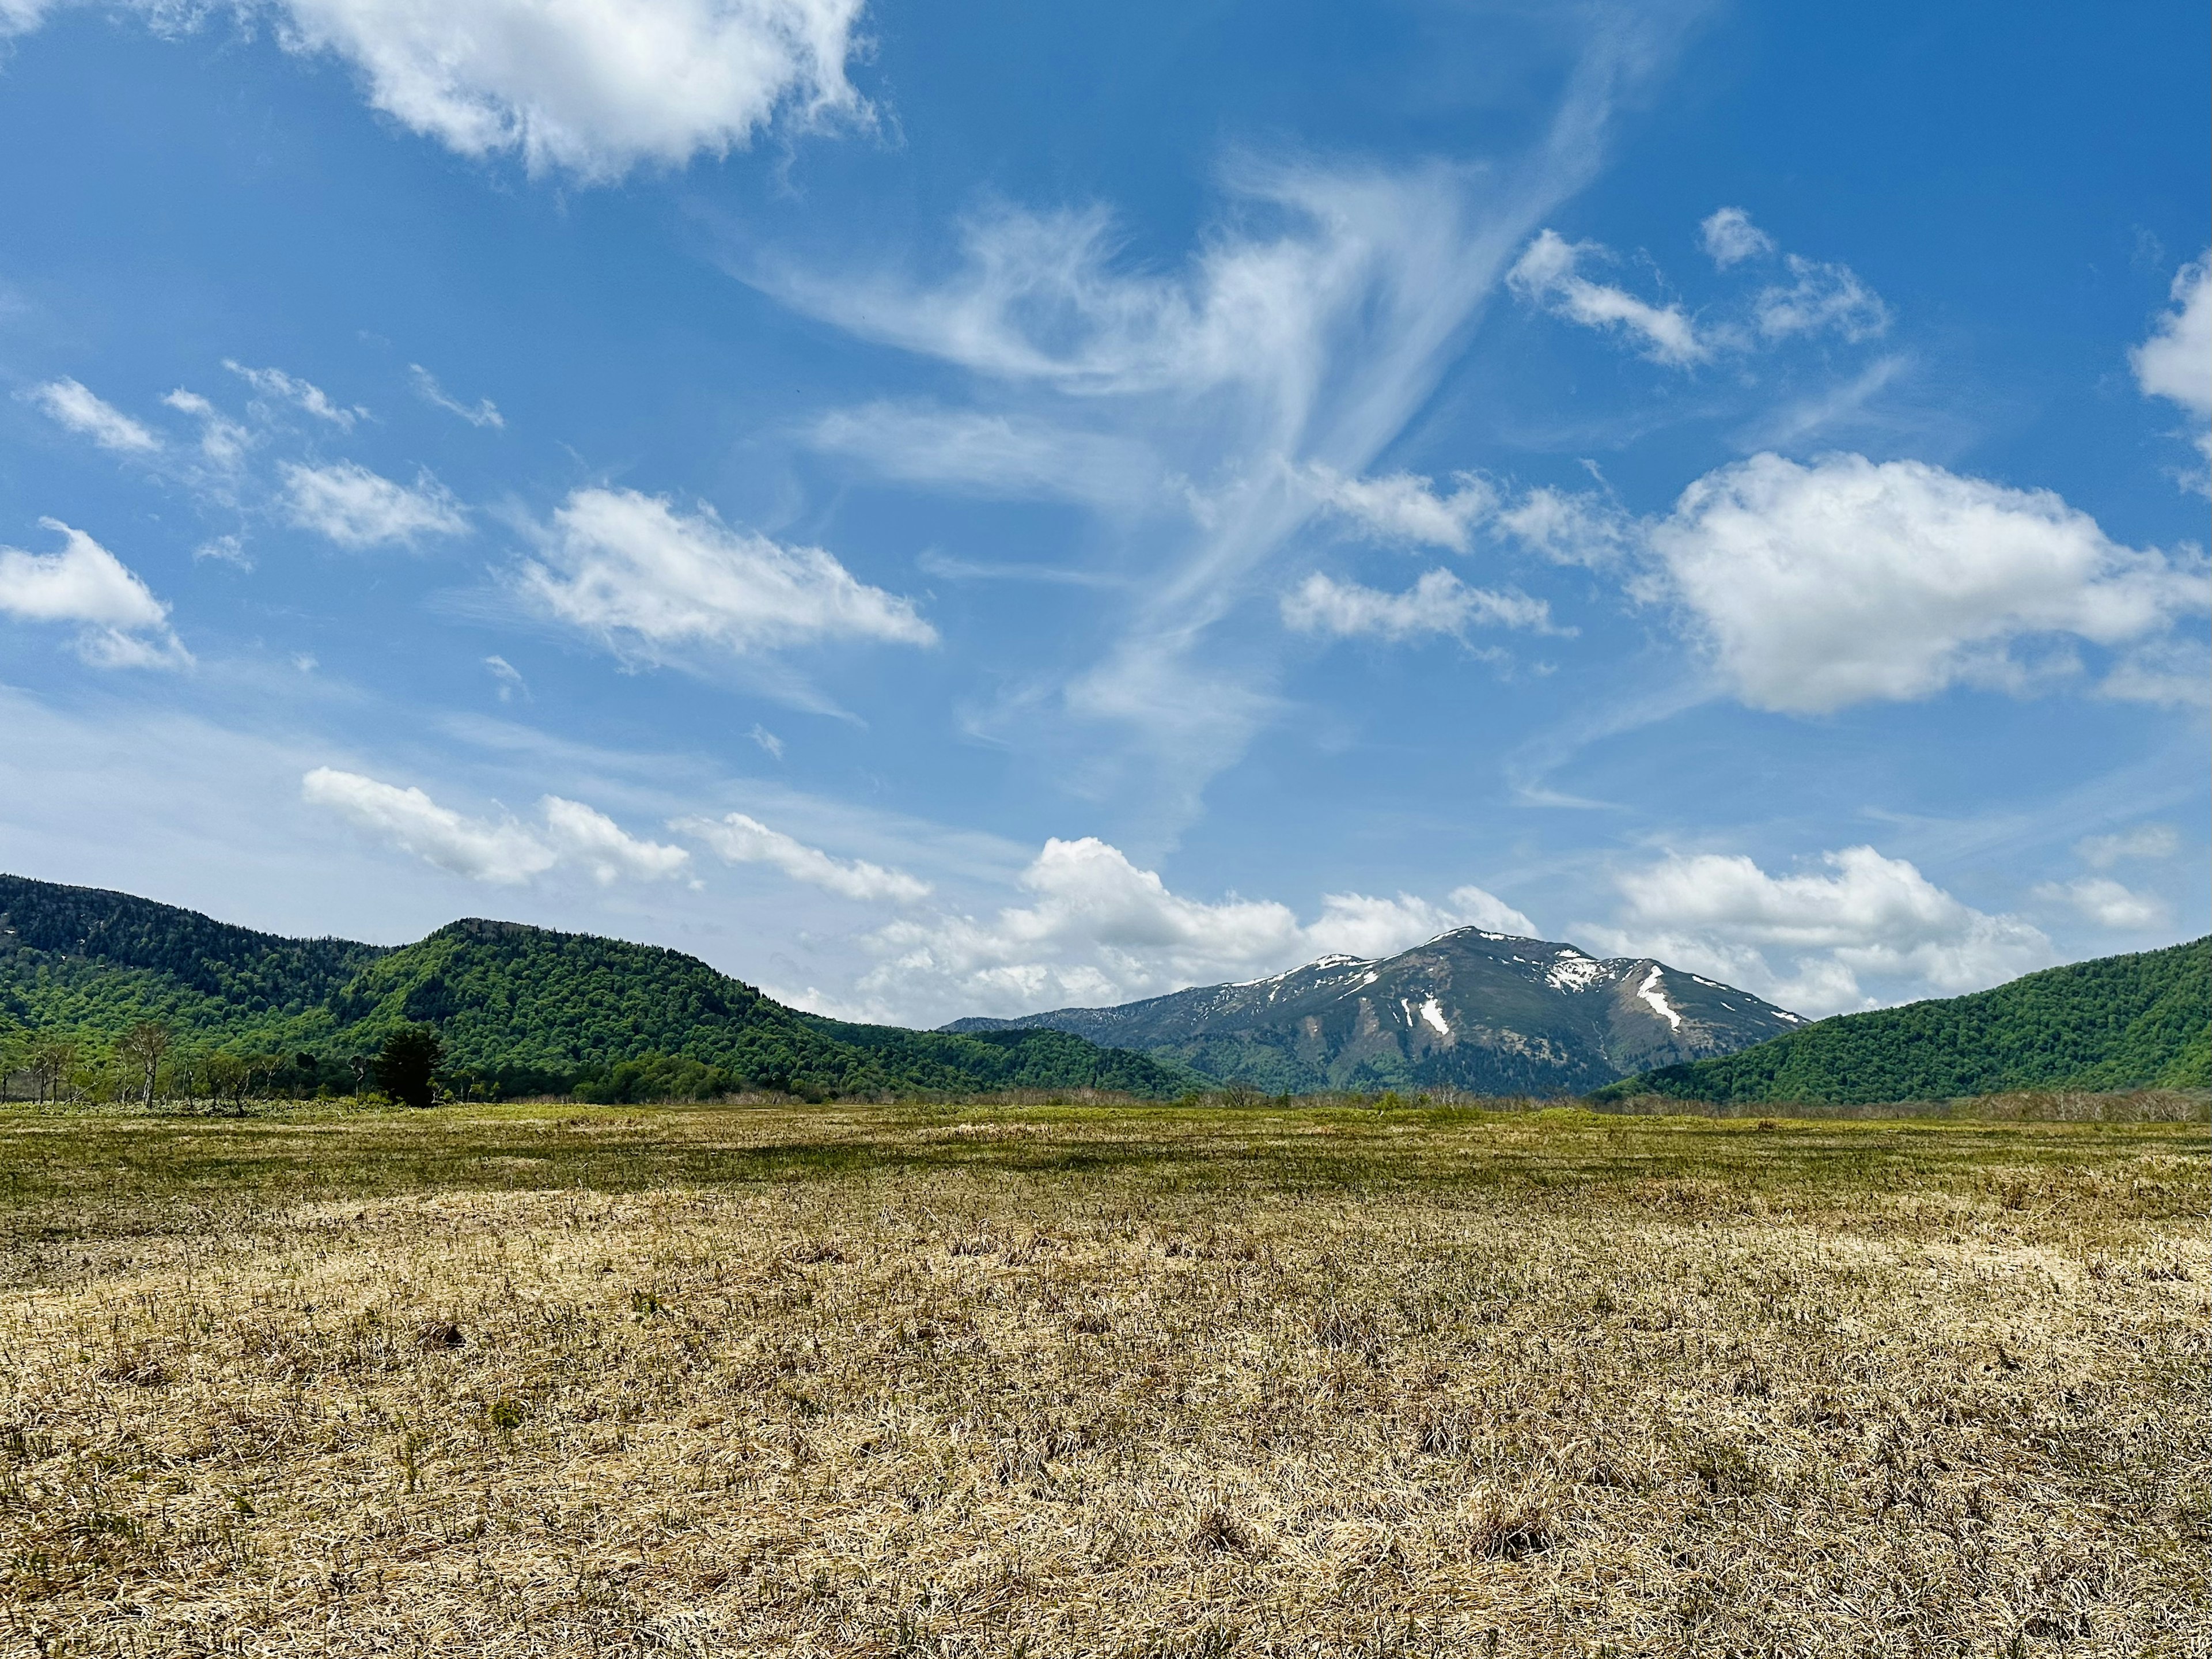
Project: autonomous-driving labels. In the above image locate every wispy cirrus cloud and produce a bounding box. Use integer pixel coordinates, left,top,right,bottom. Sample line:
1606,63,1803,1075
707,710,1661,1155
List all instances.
751,24,1665,832
807,402,1161,509
25,377,162,452
224,359,365,428
410,363,505,429
1507,228,1706,363
1281,568,1555,642
1510,206,1887,366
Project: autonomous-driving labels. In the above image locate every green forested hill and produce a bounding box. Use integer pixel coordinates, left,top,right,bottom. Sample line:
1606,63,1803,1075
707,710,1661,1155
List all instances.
1593,938,2209,1105
0,876,1192,1100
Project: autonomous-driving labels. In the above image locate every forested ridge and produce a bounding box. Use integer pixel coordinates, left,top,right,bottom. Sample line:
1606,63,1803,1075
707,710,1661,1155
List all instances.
0,876,1192,1101
1594,938,2209,1105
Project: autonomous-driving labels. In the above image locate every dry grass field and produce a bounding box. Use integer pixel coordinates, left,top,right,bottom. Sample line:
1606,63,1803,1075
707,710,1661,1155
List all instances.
0,1099,2205,1657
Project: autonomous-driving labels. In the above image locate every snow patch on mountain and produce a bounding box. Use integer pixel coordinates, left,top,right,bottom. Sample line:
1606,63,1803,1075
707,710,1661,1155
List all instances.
1638,965,1682,1030
1544,950,1608,993
1419,997,1450,1036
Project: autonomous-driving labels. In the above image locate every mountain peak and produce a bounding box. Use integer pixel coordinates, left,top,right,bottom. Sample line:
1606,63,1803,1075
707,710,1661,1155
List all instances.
945,929,1804,1094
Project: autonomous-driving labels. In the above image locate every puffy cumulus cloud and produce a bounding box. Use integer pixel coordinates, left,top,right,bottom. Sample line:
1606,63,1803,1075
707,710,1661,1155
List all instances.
1585,844,2052,1016
518,487,934,662
1304,885,1535,960
539,796,692,884
301,767,688,885
281,460,468,548
1698,207,1773,268
1648,452,2209,713
2032,876,2166,931
0,519,190,668
26,378,162,453
674,810,930,903
224,359,363,428
1281,568,1554,641
2075,823,2179,869
1507,229,1706,365
2133,253,2211,484
250,0,868,180
2133,255,2212,418
858,835,1535,1019
1305,464,1497,552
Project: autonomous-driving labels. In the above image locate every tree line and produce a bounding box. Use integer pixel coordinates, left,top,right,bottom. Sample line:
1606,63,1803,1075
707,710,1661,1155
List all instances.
0,1020,456,1112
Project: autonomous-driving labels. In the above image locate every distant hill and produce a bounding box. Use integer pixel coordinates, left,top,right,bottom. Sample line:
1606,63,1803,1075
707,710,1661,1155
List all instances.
1590,938,2210,1105
944,929,1805,1094
0,874,1193,1100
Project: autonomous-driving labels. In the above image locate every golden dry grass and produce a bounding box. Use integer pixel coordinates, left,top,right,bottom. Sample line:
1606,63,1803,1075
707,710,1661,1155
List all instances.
1,1101,2205,1657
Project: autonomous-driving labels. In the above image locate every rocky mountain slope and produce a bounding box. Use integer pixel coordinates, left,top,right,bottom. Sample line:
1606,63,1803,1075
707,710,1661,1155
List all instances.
944,928,1805,1094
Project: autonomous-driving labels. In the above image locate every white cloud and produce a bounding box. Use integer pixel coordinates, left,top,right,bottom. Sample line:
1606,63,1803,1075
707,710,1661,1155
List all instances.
860,835,1535,1018
26,378,162,452
195,533,252,568
2132,255,2212,418
162,389,254,469
518,487,934,661
675,810,930,902
1305,885,1536,960
280,460,467,548
261,0,869,179
1508,229,1705,365
2033,876,2166,931
1649,452,2209,713
410,363,505,428
2075,823,2178,869
749,724,785,759
541,795,692,884
301,766,688,885
484,654,527,700
808,403,1159,508
1699,207,1774,268
1281,568,1555,641
0,518,189,668
1491,483,1636,567
224,359,363,427
1305,464,1497,551
753,47,1655,827
2132,253,2211,485
1753,254,1888,343
1586,844,2054,1015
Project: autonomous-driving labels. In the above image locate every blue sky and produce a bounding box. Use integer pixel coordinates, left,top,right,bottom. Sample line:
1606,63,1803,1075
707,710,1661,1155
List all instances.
0,0,2205,1025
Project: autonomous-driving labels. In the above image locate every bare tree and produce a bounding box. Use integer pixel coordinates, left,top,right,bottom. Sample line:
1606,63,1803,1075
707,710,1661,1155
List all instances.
116,1021,172,1110
28,1036,79,1105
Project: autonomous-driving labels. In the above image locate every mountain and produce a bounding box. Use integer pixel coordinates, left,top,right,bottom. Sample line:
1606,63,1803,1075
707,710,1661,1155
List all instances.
942,929,1806,1094
0,874,1192,1100
1590,937,2210,1105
